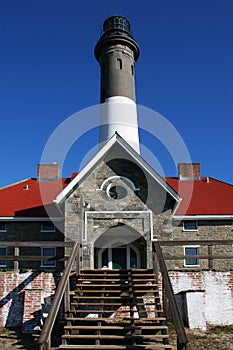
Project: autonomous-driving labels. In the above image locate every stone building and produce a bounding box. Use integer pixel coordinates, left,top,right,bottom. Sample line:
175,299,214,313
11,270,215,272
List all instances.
0,15,232,333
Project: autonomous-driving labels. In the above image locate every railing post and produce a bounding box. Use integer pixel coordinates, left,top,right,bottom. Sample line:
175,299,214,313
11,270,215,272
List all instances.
64,271,70,315
153,241,189,350
152,242,159,284
208,245,213,270
14,246,19,271
162,279,168,321
76,243,80,275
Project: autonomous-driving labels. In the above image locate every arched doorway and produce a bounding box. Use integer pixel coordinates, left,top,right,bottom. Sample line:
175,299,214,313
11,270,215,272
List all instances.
94,225,146,269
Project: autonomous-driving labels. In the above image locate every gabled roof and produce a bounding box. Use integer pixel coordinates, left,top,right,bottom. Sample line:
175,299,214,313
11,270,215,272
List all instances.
55,133,180,204
0,178,68,217
166,177,233,217
0,136,232,219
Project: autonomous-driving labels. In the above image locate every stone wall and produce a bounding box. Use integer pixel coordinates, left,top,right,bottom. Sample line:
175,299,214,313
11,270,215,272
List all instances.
163,220,233,271
0,221,64,271
64,158,174,269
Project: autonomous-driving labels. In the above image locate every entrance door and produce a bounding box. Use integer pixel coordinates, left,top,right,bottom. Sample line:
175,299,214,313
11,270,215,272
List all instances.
97,245,140,269
112,247,127,269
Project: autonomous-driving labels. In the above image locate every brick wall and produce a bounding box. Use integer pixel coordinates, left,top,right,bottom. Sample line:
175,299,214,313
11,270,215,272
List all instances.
163,271,233,329
0,271,60,332
0,270,232,332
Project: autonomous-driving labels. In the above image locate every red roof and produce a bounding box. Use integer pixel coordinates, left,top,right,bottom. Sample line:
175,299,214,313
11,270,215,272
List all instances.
0,178,68,217
166,177,233,216
0,175,232,218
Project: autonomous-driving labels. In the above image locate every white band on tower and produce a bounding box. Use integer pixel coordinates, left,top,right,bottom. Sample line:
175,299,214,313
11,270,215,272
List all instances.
99,96,140,153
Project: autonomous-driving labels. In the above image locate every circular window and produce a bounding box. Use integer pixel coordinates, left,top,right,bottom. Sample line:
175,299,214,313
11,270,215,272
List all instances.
107,185,128,200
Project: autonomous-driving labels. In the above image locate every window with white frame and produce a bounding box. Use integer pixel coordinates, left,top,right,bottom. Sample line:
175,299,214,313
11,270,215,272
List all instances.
41,222,55,232
0,247,7,267
183,220,198,231
184,246,199,267
41,247,56,267
0,222,6,232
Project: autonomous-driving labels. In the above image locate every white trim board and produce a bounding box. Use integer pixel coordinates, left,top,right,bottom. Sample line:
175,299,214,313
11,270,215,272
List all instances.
84,210,153,242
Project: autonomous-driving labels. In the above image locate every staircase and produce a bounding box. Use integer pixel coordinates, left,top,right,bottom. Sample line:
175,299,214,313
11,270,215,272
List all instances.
58,269,174,350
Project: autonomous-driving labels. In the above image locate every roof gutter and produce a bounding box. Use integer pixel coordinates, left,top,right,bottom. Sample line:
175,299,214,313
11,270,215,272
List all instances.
0,217,63,221
173,215,233,220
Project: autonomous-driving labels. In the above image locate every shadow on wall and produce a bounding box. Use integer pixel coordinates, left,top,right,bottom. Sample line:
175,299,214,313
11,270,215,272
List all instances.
0,271,62,332
0,272,40,329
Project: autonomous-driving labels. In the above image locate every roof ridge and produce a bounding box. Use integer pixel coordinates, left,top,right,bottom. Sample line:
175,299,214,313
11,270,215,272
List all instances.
206,177,233,187
0,178,33,191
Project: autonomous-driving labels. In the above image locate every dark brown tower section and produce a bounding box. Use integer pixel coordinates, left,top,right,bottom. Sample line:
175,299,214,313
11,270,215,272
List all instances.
95,16,140,103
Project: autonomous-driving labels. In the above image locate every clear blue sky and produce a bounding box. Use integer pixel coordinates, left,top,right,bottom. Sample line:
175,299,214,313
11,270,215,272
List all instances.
0,0,232,188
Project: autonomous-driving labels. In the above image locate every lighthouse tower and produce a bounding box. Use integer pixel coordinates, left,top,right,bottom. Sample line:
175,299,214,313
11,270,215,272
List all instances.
95,16,140,153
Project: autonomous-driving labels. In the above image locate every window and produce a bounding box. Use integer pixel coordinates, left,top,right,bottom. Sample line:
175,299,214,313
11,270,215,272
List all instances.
183,220,198,231
101,176,137,201
0,247,7,267
0,222,6,232
116,58,122,70
41,222,55,232
107,185,128,200
131,65,134,75
41,247,56,267
184,246,199,267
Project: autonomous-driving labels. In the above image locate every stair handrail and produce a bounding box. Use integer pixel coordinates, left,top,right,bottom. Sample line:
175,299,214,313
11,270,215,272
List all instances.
153,241,189,350
38,242,80,350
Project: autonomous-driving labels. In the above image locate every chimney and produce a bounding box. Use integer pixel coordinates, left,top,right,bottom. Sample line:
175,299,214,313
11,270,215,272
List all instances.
37,163,60,181
178,163,200,180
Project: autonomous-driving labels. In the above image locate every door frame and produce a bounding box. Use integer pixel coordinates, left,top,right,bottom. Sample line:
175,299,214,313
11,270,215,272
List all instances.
97,243,140,269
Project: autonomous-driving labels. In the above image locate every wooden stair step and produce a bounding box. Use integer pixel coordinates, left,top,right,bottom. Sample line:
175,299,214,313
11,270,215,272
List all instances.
72,296,160,299
130,278,156,280
73,296,131,299
59,269,173,350
71,302,161,307
73,290,158,294
72,296,131,300
59,345,174,349
74,290,127,293
129,274,154,276
62,334,168,340
68,309,164,313
78,272,155,279
65,317,166,322
64,325,168,331
76,283,158,287
79,274,130,277
78,272,154,279
80,269,153,272
77,279,137,283
71,302,123,306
